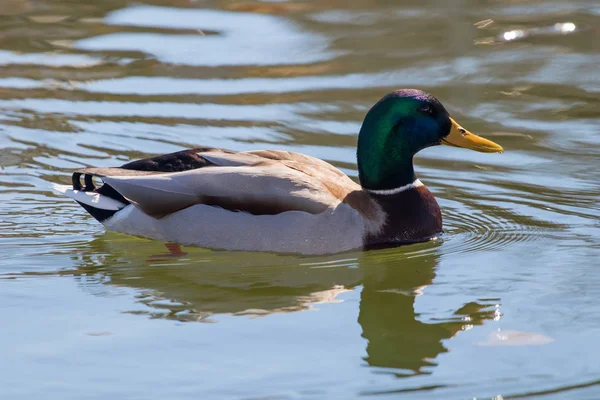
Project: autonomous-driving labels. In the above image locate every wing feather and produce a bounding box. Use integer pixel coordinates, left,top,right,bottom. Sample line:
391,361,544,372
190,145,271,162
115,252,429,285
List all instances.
76,149,361,218
102,164,344,218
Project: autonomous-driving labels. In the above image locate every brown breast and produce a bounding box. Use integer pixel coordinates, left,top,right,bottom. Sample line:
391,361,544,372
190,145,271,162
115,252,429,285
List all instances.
364,185,442,247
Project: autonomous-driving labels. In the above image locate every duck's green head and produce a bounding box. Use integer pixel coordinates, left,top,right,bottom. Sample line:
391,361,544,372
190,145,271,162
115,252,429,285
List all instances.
357,89,503,191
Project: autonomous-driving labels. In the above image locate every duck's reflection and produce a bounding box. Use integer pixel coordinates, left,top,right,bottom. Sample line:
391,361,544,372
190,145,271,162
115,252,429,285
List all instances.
358,252,496,375
72,233,497,376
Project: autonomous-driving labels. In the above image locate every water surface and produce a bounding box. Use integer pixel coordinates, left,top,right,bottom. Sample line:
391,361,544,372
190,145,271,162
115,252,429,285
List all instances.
1,0,599,398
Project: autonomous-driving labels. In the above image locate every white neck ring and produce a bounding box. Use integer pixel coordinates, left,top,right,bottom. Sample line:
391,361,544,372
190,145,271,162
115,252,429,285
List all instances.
366,179,424,195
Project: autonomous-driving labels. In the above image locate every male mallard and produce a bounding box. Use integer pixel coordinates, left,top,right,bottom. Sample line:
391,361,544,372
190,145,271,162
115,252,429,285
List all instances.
54,89,503,255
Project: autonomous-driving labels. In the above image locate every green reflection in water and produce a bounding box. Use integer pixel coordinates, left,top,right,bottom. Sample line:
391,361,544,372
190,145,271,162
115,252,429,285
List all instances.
61,233,497,377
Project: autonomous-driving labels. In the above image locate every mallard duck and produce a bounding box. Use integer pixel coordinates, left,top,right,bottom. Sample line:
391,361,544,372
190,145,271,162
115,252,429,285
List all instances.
54,89,503,255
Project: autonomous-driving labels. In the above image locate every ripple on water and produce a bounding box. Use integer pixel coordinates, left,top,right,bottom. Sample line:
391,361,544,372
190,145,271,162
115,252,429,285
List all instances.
440,206,552,256
76,6,334,66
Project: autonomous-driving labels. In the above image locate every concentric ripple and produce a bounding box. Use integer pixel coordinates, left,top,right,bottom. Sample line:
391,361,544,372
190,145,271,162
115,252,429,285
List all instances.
440,207,552,256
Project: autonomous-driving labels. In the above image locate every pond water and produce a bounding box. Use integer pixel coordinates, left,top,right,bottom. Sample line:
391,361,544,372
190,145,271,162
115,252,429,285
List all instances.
1,0,599,398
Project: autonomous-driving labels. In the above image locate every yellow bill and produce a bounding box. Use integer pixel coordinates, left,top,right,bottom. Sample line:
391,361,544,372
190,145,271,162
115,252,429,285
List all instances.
442,118,503,153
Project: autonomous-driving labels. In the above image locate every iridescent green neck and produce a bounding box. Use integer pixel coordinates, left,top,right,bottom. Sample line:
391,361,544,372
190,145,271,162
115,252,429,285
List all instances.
357,131,416,190
357,113,417,190
355,89,453,191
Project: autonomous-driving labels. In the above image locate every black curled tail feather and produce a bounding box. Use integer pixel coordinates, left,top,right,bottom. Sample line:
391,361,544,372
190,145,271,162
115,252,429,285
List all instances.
72,172,130,222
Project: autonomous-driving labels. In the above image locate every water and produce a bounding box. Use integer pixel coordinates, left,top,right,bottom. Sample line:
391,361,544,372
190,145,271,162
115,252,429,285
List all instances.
1,0,599,398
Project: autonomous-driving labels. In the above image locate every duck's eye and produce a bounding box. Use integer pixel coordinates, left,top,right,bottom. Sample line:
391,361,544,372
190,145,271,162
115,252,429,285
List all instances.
418,104,434,115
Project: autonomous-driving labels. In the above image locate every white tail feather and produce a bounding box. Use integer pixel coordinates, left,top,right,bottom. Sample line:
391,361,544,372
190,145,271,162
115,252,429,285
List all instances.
52,183,126,211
